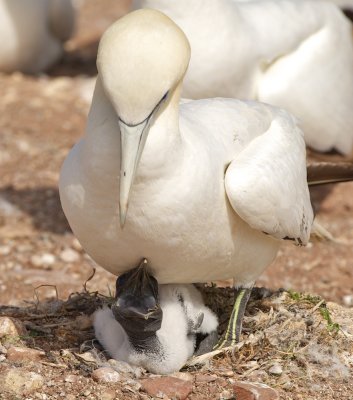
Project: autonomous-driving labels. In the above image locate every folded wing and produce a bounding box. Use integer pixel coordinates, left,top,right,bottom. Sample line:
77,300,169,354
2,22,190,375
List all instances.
225,109,314,245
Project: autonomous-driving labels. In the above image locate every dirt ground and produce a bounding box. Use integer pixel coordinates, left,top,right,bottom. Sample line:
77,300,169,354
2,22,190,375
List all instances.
0,1,352,399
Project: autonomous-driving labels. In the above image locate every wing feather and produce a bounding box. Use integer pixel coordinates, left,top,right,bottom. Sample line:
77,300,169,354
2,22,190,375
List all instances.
225,110,313,244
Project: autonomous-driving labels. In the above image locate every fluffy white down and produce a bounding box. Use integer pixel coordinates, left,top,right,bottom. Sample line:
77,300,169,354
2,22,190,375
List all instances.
133,0,353,155
0,0,75,73
93,284,218,374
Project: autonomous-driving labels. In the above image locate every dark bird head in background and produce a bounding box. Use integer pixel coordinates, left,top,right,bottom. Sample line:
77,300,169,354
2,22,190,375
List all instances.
111,259,163,345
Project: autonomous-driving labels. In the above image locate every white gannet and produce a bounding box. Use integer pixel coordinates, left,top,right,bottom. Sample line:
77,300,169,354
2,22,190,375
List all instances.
59,9,315,347
132,0,353,156
0,0,75,73
94,276,218,374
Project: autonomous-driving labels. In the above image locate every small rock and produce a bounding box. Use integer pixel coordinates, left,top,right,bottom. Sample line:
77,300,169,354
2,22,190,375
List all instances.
171,371,194,382
195,374,217,383
71,238,83,251
108,358,143,377
221,370,234,377
64,374,79,383
35,393,47,400
215,378,228,387
1,369,44,395
92,367,121,383
101,389,116,400
78,351,98,364
7,346,45,363
30,253,55,267
220,390,233,400
0,245,11,256
0,343,8,354
268,363,283,376
140,377,193,400
342,295,353,307
83,389,91,397
66,395,76,400
233,382,279,400
0,354,6,362
60,248,80,263
0,316,27,338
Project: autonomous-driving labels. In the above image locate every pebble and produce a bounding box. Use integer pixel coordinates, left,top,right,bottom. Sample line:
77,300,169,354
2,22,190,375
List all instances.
171,371,194,382
0,316,27,338
78,351,98,364
30,253,55,267
195,374,217,383
60,248,80,263
220,390,233,400
342,295,353,307
100,389,117,400
71,238,83,251
0,354,6,362
1,369,44,395
221,370,234,377
233,382,279,400
0,245,11,256
140,376,193,400
268,363,283,376
0,343,8,354
64,374,79,383
108,358,143,377
92,367,121,383
7,346,46,363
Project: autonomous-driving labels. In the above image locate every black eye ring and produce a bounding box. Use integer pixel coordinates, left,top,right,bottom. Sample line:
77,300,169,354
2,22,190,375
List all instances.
118,91,169,127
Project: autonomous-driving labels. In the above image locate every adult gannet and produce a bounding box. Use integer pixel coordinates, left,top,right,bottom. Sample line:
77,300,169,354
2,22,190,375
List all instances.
133,0,353,155
60,9,314,347
0,0,75,73
94,265,218,374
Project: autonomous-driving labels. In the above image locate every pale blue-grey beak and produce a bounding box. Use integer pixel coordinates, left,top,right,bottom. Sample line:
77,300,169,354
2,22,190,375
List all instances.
118,118,150,228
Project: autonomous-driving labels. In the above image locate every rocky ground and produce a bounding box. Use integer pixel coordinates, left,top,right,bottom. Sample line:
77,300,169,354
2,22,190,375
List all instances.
0,0,352,399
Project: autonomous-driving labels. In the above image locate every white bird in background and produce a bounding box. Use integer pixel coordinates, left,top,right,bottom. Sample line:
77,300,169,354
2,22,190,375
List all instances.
94,277,218,374
59,9,315,349
133,0,353,156
0,0,75,73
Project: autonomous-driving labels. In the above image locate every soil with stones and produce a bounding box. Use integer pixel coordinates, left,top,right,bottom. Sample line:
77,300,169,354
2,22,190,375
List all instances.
0,1,352,399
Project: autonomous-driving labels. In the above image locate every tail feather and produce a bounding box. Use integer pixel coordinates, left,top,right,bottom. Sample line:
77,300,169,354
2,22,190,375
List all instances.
307,162,353,186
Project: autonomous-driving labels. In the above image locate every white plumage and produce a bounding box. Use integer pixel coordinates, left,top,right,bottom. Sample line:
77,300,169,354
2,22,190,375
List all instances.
94,284,218,374
0,0,75,73
59,9,313,290
133,0,353,155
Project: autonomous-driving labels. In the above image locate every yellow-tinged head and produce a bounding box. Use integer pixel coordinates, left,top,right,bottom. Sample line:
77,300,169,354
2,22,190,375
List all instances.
96,9,191,227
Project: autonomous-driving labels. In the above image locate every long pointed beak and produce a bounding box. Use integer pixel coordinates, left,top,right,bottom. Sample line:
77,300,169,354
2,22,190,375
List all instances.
118,118,150,228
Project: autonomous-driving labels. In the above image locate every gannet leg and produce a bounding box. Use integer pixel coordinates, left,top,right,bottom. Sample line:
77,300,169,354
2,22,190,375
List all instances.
214,284,253,349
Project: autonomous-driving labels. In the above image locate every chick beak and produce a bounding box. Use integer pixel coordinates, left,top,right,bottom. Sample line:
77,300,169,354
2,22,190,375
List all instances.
112,259,162,338
118,118,150,228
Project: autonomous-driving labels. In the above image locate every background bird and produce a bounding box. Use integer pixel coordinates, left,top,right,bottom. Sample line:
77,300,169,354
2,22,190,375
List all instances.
133,0,353,156
0,0,75,73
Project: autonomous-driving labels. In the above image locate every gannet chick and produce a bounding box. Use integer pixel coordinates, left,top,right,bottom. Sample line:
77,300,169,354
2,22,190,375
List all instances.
94,281,218,374
0,0,75,73
133,0,353,155
60,9,314,348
